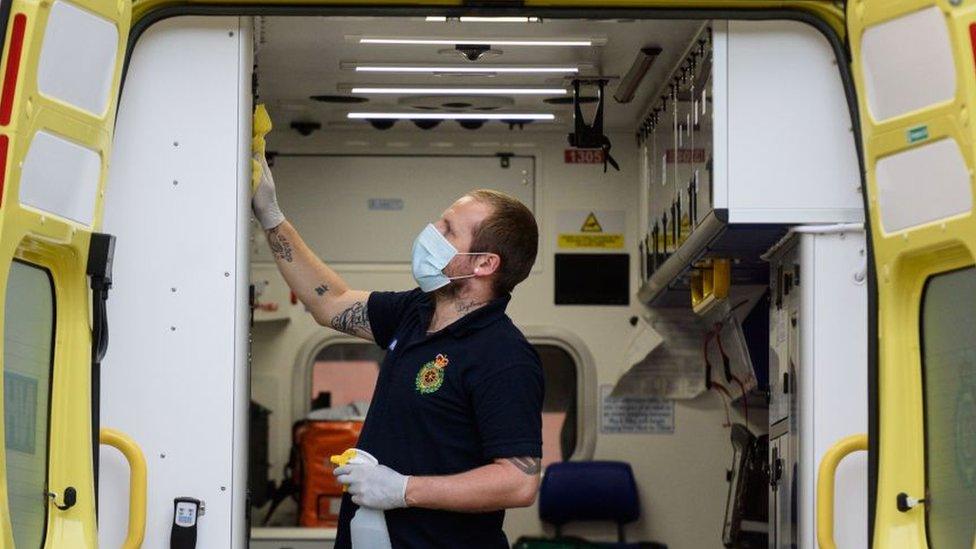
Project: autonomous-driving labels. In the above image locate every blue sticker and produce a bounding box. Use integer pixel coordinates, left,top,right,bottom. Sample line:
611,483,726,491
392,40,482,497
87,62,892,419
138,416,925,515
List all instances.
907,125,929,144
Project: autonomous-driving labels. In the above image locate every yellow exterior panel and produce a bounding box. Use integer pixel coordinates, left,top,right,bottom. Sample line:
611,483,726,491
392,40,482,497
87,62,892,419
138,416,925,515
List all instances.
848,0,976,546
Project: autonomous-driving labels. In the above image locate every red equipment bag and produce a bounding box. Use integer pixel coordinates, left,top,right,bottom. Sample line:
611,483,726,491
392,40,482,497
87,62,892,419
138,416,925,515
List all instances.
296,420,363,527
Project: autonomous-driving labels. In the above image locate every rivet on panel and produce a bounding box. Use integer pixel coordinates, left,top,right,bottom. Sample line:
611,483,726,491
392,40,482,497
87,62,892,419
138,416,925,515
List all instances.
220,486,227,491
173,180,179,186
902,233,909,241
229,31,235,37
173,141,179,147
170,326,176,331
171,287,177,292
160,453,166,459
940,222,947,231
949,0,962,6
224,272,230,277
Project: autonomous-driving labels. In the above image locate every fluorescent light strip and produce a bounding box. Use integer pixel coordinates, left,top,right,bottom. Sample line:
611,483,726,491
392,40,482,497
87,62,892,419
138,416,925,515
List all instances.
350,87,566,95
353,65,578,74
425,16,541,23
348,112,555,120
360,37,592,47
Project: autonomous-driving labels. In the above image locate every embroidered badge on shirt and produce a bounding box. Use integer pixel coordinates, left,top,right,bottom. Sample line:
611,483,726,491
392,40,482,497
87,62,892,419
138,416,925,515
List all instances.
415,353,449,394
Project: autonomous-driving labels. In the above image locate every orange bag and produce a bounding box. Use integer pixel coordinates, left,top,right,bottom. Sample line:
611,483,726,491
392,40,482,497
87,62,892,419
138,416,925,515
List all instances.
296,420,363,527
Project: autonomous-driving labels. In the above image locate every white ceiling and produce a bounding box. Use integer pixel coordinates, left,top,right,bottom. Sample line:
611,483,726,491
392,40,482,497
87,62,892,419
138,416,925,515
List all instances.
255,16,704,133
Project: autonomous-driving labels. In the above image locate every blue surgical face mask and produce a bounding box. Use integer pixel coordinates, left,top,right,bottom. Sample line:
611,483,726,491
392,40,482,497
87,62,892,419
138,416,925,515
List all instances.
411,223,483,293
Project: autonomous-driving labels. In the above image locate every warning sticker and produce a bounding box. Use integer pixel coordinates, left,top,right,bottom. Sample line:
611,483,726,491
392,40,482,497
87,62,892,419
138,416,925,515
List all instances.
557,210,624,249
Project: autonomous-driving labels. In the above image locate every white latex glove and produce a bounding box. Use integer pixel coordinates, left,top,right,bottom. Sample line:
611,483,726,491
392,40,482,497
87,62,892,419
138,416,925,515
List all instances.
252,153,285,230
334,461,409,510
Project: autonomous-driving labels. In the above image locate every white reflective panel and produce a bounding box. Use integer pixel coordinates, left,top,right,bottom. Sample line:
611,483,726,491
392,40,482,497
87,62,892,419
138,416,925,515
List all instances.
19,130,101,225
37,0,119,115
875,138,972,233
860,7,956,121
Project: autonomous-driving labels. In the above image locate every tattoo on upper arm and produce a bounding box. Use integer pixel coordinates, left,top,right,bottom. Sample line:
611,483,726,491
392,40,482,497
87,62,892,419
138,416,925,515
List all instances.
267,227,294,263
507,457,541,475
330,301,371,337
314,284,329,296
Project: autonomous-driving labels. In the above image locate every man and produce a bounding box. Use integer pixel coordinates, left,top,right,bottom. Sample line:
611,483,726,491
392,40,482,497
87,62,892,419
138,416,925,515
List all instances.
252,154,544,548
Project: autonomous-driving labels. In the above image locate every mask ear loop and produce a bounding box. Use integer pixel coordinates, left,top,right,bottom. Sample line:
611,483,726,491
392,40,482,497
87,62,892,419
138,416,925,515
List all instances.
449,252,495,280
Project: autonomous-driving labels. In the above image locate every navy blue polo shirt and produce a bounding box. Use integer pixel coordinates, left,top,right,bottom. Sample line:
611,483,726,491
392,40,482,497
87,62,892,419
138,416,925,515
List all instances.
335,288,544,549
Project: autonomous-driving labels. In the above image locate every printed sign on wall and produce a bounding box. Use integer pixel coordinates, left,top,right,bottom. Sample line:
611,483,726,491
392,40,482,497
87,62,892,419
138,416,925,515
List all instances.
557,210,624,249
564,149,606,164
600,384,674,434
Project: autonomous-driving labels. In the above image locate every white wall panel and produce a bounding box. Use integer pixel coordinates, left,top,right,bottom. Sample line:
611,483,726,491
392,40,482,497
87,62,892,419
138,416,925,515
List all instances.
99,17,251,549
19,130,100,225
860,7,956,122
265,154,534,264
37,0,119,115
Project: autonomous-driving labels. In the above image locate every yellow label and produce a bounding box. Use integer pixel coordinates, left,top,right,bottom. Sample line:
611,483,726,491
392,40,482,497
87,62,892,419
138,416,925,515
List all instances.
580,212,603,232
558,234,625,249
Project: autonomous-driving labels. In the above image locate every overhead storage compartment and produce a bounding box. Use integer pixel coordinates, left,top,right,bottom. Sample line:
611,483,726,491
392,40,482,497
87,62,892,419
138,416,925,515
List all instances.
636,21,863,307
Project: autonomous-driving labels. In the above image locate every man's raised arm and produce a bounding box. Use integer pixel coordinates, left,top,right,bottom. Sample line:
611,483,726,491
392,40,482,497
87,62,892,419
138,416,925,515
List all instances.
253,155,373,340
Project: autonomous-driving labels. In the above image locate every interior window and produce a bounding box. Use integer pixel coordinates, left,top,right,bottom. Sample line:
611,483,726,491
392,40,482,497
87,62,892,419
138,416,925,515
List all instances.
921,266,976,547
310,343,384,411
537,344,578,467
3,260,55,547
308,341,579,465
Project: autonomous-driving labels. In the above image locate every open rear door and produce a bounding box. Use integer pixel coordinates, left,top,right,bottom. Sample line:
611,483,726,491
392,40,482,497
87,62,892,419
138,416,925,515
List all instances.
847,2,976,547
0,0,130,547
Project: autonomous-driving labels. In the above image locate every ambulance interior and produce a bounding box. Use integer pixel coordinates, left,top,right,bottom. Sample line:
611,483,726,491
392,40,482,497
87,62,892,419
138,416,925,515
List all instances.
95,12,869,549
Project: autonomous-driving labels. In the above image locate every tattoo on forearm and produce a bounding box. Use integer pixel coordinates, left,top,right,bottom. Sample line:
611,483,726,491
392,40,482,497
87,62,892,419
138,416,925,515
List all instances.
507,457,541,475
267,227,293,263
330,301,371,336
314,284,329,296
455,299,486,315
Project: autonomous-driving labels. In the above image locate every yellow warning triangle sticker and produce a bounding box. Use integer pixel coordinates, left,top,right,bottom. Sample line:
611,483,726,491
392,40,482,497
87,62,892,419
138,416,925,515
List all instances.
580,212,603,232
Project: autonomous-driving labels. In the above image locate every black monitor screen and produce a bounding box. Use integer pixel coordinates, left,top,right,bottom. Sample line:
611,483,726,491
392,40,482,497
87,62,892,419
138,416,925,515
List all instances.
554,253,629,306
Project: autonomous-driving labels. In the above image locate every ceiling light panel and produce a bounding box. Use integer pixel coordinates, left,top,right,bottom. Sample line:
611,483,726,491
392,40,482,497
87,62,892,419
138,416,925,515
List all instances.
348,112,555,121
355,36,603,47
425,16,541,23
344,63,581,75
348,86,567,95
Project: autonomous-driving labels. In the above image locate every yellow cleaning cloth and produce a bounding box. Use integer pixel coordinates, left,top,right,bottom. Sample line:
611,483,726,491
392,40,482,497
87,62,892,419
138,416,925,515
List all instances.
251,103,272,194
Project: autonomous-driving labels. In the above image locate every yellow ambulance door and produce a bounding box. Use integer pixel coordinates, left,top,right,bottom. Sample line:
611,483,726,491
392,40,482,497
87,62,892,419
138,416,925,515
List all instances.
847,1,976,547
0,0,130,547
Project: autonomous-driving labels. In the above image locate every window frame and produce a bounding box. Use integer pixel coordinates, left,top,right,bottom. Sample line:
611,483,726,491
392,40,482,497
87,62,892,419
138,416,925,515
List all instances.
2,258,57,548
290,326,597,462
918,264,976,548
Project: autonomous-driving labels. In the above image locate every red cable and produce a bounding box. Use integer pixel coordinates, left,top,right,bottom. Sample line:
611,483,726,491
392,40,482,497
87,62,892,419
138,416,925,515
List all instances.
710,382,733,427
731,375,749,424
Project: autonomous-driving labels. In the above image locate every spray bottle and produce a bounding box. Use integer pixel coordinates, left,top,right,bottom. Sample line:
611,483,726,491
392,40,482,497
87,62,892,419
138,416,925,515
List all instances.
330,448,393,549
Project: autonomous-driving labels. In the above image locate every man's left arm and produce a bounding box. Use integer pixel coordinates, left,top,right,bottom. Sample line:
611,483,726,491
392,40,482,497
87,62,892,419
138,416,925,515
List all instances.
405,456,540,512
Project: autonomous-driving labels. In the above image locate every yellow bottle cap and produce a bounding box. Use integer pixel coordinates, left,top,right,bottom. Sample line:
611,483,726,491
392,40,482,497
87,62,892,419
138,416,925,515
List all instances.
330,448,358,493
330,448,358,467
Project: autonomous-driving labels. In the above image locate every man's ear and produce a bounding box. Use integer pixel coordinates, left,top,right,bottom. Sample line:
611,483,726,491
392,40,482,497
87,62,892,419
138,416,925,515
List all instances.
474,253,501,277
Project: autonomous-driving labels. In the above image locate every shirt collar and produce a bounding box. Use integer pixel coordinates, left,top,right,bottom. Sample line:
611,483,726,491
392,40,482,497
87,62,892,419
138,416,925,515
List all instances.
418,292,511,338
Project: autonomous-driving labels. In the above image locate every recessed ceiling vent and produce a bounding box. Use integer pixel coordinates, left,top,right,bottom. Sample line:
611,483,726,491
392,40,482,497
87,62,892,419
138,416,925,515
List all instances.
310,94,369,104
398,95,515,111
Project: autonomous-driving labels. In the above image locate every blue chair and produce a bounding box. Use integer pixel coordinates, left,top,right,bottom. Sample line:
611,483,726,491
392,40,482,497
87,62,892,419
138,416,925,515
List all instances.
537,461,664,548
